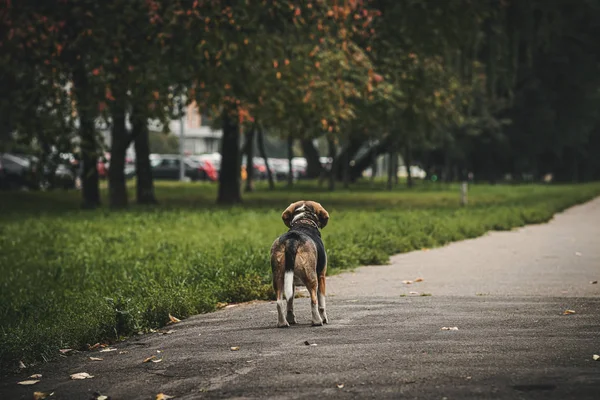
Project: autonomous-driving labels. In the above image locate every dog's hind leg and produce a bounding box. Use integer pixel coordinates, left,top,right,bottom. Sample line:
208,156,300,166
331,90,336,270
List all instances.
317,273,328,324
284,271,297,324
275,286,289,328
306,277,323,326
271,242,289,328
286,283,297,324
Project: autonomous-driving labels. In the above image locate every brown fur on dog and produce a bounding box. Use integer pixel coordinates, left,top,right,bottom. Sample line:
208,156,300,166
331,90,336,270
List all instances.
270,201,329,327
281,200,329,228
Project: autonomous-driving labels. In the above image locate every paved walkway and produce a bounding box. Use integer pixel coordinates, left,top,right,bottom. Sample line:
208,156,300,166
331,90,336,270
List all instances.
2,198,599,399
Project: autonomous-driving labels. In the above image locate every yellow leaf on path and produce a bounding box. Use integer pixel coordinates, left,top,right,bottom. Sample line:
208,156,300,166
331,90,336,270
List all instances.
97,396,108,400
336,383,344,389
168,314,181,324
402,280,413,284
441,327,459,331
276,72,282,79
414,278,424,282
29,374,42,379
17,380,39,385
156,394,175,400
89,357,103,361
143,355,157,363
59,348,73,354
230,346,240,351
88,343,100,350
99,347,117,352
70,372,94,380
151,358,163,363
563,310,576,315
593,354,599,361
33,392,54,400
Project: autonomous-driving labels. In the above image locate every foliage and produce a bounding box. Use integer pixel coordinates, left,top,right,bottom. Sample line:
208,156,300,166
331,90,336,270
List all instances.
1,181,600,371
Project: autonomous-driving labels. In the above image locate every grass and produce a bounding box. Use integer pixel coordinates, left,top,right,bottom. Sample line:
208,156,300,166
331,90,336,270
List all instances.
1,180,599,372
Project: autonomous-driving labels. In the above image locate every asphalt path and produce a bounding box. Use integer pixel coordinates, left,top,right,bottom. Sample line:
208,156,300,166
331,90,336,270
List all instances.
2,197,599,399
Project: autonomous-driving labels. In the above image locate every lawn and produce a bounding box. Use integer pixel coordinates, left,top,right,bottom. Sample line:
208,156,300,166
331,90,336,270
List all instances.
1,180,599,372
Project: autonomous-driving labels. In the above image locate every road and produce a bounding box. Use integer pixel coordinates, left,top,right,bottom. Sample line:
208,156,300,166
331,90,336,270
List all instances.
2,198,599,399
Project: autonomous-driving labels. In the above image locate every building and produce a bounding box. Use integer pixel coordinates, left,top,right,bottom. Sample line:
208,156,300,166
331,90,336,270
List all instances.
168,102,222,155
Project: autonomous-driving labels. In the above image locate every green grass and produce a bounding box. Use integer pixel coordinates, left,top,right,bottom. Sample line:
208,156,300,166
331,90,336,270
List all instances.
1,180,599,372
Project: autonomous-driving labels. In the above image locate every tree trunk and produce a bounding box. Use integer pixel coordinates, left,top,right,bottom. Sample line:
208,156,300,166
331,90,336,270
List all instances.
108,102,129,208
217,109,242,204
132,111,157,204
342,143,350,189
257,124,275,190
244,124,256,192
73,67,100,209
287,135,294,187
301,139,322,179
348,136,392,182
387,151,394,190
327,137,336,191
370,140,377,186
404,145,413,188
333,138,362,180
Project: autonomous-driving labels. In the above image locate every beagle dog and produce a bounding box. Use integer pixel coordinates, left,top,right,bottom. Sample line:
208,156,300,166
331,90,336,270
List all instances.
270,201,329,327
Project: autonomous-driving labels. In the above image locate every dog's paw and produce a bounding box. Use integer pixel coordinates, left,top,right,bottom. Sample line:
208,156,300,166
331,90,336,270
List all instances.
286,313,297,325
311,320,323,327
322,316,329,324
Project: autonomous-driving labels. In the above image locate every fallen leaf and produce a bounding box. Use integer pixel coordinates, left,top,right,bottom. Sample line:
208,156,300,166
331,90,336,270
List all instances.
93,394,108,400
70,372,94,380
118,350,129,354
29,374,42,379
158,330,175,335
18,361,26,369
156,394,175,400
336,383,344,389
33,392,54,400
414,278,424,282
591,281,598,284
17,380,39,385
304,341,317,346
89,357,103,361
143,355,157,363
402,280,413,284
224,304,238,309
593,354,599,361
441,327,459,331
59,348,73,354
168,314,181,324
99,347,117,352
230,347,240,351
409,291,419,295
88,343,100,350
563,310,576,315
151,358,163,363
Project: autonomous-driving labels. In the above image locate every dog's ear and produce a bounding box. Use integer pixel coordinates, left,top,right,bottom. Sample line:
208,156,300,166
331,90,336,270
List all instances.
282,201,304,228
310,201,329,229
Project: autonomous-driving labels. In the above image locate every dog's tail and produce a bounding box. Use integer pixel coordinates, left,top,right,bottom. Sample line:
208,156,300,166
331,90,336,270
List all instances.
283,236,299,301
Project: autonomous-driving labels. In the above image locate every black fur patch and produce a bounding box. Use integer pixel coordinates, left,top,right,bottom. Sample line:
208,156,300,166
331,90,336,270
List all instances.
279,225,326,273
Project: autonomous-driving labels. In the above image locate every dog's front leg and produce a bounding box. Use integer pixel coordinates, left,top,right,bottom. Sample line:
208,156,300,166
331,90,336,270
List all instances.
286,284,297,324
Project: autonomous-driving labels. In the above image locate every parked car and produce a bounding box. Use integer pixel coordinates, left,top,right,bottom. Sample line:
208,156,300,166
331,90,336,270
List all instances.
0,153,38,190
150,154,208,181
187,155,218,181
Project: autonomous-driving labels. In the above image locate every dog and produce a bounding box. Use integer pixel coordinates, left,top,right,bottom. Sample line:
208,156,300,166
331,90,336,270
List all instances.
270,201,329,327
